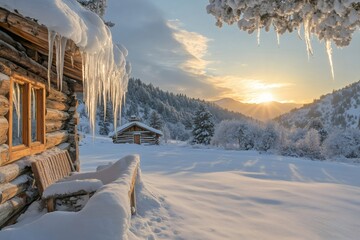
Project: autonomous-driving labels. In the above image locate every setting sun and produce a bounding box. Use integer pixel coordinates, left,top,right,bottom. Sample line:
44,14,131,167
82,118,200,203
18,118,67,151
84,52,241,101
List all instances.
255,92,275,103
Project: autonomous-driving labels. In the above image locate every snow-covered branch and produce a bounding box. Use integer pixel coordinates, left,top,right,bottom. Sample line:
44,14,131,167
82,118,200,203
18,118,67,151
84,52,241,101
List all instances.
207,0,359,47
207,0,360,78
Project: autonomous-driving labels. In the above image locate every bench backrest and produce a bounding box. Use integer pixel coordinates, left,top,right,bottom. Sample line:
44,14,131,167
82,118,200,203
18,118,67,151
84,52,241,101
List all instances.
31,150,74,195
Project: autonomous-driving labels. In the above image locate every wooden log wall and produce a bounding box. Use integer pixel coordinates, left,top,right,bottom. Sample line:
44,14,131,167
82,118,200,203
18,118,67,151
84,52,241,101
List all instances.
0,159,36,228
113,131,159,145
0,26,81,227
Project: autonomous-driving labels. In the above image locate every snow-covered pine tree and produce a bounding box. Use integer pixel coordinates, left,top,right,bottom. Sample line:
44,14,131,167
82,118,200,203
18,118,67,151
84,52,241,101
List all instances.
306,119,328,143
77,0,114,27
77,0,107,18
192,106,215,145
143,105,150,122
259,123,278,151
98,101,113,136
149,111,163,130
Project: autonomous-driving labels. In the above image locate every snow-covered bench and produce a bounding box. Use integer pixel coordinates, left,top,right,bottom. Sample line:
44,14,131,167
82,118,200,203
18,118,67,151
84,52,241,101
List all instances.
31,150,102,212
32,151,138,214
0,154,140,240
63,154,139,214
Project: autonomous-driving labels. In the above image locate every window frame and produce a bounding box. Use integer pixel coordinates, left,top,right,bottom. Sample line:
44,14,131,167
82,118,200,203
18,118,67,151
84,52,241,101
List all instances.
6,76,46,163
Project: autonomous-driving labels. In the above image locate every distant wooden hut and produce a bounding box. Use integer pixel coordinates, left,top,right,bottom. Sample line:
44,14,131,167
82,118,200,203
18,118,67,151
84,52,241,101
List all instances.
112,117,163,145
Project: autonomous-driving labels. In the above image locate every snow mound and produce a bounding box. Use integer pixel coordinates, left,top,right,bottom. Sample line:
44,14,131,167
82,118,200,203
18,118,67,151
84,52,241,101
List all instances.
0,155,140,240
129,169,178,240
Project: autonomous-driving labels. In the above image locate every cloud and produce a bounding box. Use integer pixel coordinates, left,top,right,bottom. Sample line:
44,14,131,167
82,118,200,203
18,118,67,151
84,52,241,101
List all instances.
105,0,289,104
167,20,211,75
105,0,223,100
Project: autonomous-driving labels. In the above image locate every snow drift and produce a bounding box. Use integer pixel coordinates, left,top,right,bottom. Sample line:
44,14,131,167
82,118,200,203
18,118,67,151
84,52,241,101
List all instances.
0,154,140,240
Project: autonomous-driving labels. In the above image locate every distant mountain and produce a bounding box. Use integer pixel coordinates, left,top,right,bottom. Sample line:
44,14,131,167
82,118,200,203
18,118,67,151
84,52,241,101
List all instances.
214,98,301,121
277,80,360,129
124,79,251,127
78,78,254,138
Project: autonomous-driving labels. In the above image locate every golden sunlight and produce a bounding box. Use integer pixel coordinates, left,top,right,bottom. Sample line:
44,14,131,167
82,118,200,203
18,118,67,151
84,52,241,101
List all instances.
253,92,275,103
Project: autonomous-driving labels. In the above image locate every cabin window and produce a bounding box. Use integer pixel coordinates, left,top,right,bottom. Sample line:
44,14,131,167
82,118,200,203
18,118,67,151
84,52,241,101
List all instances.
6,77,46,163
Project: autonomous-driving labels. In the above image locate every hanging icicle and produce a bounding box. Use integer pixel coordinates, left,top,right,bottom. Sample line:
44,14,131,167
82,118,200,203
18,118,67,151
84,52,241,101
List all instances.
47,30,56,88
12,82,21,137
31,88,36,120
326,40,335,80
257,18,261,46
276,31,281,46
304,14,314,60
54,35,67,91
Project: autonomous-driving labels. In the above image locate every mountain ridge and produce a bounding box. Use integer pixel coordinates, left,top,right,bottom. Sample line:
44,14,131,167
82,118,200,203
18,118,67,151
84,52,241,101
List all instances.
213,98,302,121
277,80,360,129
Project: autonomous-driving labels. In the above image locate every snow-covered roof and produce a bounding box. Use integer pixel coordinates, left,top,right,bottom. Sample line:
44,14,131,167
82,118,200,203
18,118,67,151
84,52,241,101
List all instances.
111,121,163,136
0,0,130,135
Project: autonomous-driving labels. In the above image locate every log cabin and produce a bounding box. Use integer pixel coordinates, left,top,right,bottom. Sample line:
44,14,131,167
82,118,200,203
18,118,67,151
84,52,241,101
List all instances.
112,117,163,145
0,3,130,228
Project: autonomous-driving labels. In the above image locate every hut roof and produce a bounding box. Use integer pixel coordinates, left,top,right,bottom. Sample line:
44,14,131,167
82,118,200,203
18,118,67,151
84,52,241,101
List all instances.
111,121,163,137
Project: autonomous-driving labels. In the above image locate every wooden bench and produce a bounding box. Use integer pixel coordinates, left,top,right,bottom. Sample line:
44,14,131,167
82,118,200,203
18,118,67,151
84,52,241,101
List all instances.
32,151,137,214
31,150,95,212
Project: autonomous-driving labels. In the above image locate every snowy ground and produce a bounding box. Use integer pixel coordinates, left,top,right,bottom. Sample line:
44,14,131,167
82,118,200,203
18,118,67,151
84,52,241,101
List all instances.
80,136,360,240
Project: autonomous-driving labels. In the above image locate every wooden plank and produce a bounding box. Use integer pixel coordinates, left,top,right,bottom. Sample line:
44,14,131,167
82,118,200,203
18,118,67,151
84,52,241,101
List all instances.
0,144,10,169
0,30,26,53
47,87,69,102
47,198,55,212
0,95,9,116
0,174,30,204
46,100,69,111
0,189,37,229
46,121,65,133
0,78,10,95
46,130,69,149
0,196,26,227
31,160,44,194
31,150,72,195
45,109,69,121
0,116,8,145
0,158,30,184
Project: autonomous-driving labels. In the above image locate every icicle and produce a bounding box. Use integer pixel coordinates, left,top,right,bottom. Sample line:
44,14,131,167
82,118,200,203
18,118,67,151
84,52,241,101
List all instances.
304,15,314,60
12,82,21,137
47,30,56,88
297,27,303,40
257,19,261,46
54,36,67,91
276,31,281,46
31,88,36,119
326,40,335,80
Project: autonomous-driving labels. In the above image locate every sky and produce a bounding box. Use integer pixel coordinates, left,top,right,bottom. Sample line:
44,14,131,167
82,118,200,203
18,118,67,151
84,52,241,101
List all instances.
106,0,360,104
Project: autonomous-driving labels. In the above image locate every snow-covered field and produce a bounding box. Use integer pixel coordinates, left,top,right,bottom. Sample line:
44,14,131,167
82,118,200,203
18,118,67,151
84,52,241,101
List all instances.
80,136,360,240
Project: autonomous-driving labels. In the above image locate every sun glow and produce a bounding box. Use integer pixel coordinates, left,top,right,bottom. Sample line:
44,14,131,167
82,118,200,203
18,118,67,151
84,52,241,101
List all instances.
254,92,275,103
